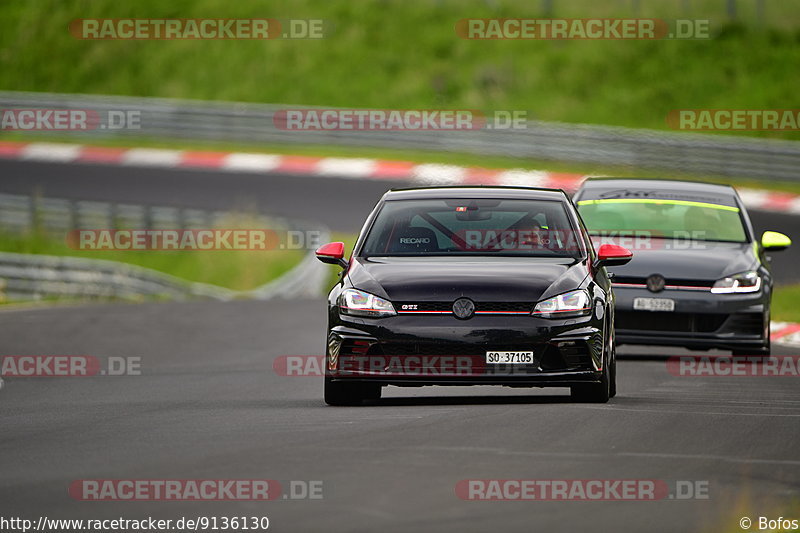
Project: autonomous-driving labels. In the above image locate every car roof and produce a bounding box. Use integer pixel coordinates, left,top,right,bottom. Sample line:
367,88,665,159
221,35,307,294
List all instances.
383,186,568,201
576,178,739,207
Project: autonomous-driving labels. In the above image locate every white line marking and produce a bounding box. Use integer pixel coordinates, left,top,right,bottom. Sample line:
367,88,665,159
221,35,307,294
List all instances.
496,169,549,187
737,188,771,209
221,153,282,173
22,143,82,162
316,157,377,178
410,164,467,185
121,148,183,167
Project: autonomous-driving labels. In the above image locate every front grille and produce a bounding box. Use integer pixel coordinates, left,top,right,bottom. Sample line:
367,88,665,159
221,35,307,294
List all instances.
396,301,532,314
378,343,541,357
476,302,533,313
616,311,727,333
613,276,713,289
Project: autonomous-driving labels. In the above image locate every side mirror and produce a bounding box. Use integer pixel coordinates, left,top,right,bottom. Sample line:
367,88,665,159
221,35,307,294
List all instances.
761,231,791,252
595,243,633,267
315,242,348,268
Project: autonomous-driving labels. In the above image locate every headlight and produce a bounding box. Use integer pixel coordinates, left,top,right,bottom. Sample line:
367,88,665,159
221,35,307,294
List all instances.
711,271,761,294
532,290,591,318
339,288,396,318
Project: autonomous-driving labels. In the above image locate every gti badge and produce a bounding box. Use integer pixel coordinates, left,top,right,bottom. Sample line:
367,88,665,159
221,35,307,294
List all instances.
452,298,475,319
646,274,666,293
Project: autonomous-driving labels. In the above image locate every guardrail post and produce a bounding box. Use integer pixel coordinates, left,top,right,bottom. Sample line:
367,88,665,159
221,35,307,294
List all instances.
144,205,153,231
69,199,78,230
726,0,737,19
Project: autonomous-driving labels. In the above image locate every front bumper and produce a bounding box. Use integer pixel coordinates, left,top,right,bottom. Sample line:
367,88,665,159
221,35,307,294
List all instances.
325,314,605,387
613,286,768,351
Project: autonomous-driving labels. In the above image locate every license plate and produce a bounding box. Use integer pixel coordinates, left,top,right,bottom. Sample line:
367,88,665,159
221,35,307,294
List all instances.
633,297,675,312
486,351,534,364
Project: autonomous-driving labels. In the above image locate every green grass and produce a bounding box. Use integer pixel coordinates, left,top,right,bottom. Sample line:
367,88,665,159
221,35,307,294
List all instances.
772,283,800,323
1,0,799,139
0,230,304,293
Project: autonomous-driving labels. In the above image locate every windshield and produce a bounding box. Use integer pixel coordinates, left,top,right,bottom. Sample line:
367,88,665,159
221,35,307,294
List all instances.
576,198,747,243
360,198,584,258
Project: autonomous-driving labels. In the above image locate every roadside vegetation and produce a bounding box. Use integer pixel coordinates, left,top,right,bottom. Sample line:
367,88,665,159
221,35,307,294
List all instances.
0,229,304,293
1,0,799,139
772,283,800,323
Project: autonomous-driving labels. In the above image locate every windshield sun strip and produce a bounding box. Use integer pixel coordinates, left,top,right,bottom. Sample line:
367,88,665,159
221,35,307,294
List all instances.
576,198,740,212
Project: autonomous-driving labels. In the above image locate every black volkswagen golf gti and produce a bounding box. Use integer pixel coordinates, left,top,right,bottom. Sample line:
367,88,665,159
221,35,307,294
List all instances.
315,186,633,405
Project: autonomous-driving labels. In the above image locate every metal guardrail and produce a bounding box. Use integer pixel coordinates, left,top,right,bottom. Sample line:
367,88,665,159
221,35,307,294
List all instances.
0,251,231,301
0,244,329,302
0,193,224,235
0,192,329,302
1,90,799,180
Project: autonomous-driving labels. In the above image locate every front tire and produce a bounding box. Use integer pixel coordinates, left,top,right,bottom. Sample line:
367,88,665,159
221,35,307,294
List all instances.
608,329,617,398
571,325,613,403
732,346,771,357
571,362,610,403
609,350,617,399
324,377,381,406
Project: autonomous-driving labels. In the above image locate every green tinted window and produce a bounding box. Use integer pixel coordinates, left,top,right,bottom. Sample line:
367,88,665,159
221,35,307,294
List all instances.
577,199,747,242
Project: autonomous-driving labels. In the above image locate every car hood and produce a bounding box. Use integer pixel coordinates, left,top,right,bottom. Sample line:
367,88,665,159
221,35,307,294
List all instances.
592,238,758,280
347,256,588,303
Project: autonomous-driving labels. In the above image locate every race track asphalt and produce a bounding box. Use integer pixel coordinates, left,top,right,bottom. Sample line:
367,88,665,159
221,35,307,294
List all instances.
1,299,799,532
1,158,799,532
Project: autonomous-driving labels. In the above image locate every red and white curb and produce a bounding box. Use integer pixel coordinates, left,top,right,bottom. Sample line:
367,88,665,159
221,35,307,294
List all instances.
772,322,800,348
1,140,800,214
